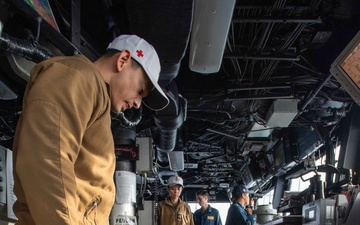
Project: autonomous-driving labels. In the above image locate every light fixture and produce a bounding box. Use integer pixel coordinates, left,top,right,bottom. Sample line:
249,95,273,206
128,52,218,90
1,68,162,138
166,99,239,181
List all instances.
189,0,236,74
168,151,184,171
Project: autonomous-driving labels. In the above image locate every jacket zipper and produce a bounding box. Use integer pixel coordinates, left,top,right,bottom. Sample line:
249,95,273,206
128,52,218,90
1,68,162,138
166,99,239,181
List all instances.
83,197,100,225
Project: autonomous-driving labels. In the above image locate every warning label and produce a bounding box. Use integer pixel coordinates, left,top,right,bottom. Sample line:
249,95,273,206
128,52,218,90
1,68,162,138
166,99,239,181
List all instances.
112,216,137,225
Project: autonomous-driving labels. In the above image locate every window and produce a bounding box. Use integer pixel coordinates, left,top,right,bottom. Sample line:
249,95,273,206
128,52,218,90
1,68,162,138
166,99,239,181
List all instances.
257,190,274,206
289,156,327,192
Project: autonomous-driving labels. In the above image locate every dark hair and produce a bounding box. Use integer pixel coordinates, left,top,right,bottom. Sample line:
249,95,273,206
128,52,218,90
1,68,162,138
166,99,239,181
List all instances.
103,49,120,57
232,191,240,200
196,189,209,197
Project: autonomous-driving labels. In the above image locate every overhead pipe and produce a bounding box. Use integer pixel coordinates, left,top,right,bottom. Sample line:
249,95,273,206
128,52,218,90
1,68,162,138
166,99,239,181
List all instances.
296,73,333,118
154,105,185,166
228,84,291,92
223,53,300,61
154,81,186,167
232,16,322,23
225,94,294,101
206,128,243,140
0,32,53,63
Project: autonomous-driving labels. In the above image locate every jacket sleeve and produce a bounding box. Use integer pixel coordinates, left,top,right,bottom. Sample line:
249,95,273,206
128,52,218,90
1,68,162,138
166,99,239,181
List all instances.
237,208,254,225
225,205,253,225
192,210,198,225
186,204,195,225
14,62,99,225
215,210,223,225
157,201,164,225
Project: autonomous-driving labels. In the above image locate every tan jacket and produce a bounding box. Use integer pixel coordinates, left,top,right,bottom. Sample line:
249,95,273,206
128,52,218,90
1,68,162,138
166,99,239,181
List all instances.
12,54,116,225
158,198,195,225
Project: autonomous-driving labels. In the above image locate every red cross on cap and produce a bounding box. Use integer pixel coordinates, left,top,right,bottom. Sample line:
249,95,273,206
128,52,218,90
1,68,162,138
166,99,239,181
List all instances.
136,50,144,57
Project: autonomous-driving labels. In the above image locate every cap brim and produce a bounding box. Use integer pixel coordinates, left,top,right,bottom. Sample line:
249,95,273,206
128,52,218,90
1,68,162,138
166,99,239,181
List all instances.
242,190,254,194
142,82,169,111
168,183,183,187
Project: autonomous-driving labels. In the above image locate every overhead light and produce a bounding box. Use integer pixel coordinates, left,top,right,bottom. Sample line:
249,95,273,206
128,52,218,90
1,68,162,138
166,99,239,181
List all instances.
189,0,236,74
168,151,184,171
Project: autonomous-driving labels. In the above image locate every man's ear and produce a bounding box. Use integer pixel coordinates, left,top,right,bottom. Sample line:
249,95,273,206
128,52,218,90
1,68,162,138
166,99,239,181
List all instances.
116,49,131,71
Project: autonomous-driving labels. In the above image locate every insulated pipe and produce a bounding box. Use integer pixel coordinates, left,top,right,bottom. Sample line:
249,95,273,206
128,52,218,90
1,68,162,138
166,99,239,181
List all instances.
0,32,53,63
155,106,184,166
154,82,185,166
155,111,184,153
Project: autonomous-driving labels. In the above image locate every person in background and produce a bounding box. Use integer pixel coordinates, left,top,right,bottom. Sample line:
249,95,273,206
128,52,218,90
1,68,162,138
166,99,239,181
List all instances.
193,189,222,225
157,175,195,225
12,34,169,225
225,185,256,225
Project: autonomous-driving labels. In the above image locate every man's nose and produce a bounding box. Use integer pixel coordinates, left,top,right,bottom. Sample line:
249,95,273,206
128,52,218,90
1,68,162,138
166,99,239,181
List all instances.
133,98,142,109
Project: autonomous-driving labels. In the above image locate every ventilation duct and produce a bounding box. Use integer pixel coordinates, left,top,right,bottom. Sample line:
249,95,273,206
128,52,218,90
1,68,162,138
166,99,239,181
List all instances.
154,81,186,167
189,0,236,73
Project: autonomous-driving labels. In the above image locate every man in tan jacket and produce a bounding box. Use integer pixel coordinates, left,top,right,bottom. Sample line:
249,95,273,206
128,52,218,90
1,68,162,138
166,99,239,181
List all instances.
12,35,169,225
158,176,195,225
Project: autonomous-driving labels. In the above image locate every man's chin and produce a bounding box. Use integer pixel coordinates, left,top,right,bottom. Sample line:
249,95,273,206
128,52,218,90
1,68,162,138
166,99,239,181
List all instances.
111,108,123,114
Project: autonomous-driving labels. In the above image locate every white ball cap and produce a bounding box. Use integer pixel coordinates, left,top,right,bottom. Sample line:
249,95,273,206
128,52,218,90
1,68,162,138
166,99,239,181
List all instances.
168,175,183,187
107,34,169,111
